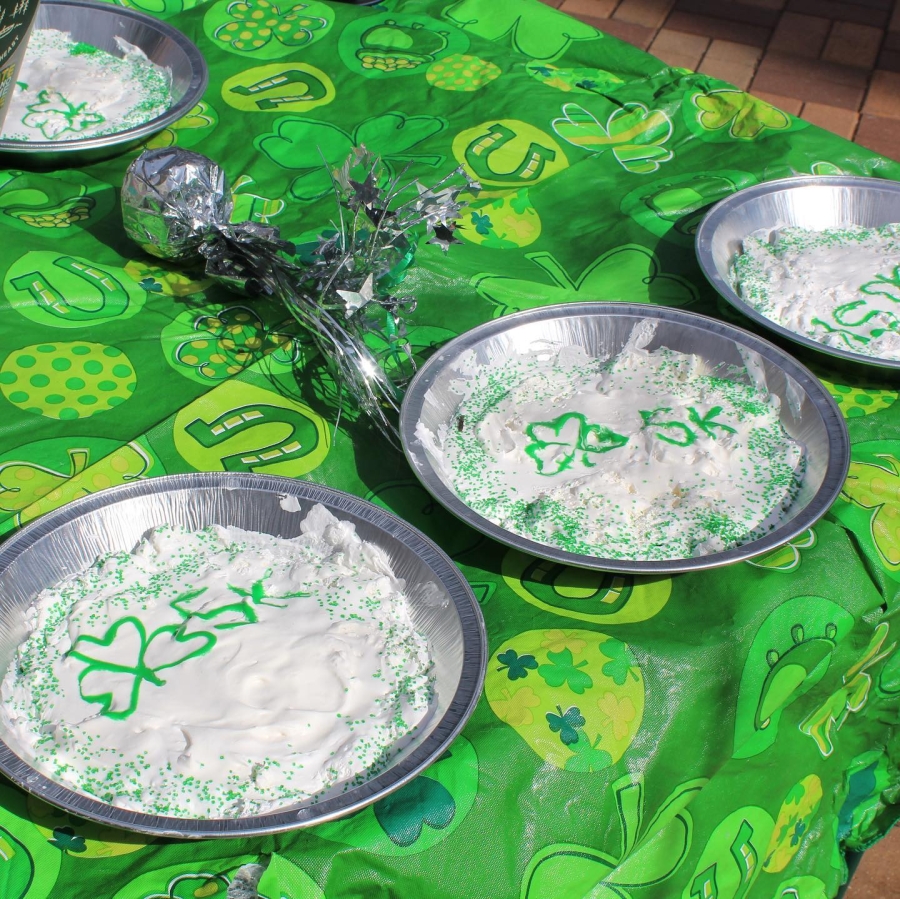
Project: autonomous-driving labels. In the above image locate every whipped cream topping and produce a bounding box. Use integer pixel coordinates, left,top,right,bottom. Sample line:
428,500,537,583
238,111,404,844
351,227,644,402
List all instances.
1,506,434,818
421,328,805,560
733,223,900,360
1,28,172,142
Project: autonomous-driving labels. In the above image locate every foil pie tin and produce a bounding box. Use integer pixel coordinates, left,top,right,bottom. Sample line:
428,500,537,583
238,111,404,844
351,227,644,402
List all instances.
0,0,208,167
400,302,849,574
695,175,900,374
0,473,486,837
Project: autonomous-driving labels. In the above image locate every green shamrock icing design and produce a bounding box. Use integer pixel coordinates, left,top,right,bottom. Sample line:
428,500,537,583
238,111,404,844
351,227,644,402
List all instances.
474,246,697,317
171,574,310,628
23,90,104,139
600,639,640,686
69,618,217,719
546,704,585,745
525,413,628,474
444,0,599,60
213,0,327,53
256,112,445,201
538,649,593,694
552,101,674,174
692,89,791,141
496,648,538,680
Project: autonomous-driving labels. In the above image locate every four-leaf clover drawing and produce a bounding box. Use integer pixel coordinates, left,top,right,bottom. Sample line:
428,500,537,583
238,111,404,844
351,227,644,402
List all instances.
600,639,640,686
525,412,628,475
546,704,586,745
497,649,539,680
552,101,674,174
69,617,217,719
538,648,594,694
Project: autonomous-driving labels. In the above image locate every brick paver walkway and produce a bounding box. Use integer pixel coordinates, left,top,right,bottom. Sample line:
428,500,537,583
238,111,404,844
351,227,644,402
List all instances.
542,0,900,161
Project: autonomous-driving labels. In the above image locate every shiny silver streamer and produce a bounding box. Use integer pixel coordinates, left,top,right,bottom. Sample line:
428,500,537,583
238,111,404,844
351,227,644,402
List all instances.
121,146,477,445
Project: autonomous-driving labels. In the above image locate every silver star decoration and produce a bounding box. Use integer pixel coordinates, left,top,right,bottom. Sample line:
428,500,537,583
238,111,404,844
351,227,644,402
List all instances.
336,273,375,315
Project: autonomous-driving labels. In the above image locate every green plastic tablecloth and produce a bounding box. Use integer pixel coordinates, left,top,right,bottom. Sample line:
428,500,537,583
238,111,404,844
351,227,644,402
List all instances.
2,1,900,897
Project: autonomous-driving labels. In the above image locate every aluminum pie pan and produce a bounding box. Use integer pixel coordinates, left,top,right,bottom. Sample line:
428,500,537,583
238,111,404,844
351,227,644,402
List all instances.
400,302,849,574
0,472,486,838
695,175,900,374
0,0,208,167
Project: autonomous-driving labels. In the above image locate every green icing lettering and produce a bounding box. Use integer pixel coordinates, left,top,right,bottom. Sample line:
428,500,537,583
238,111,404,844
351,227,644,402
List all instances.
171,574,310,628
860,265,900,301
640,407,696,446
688,406,737,438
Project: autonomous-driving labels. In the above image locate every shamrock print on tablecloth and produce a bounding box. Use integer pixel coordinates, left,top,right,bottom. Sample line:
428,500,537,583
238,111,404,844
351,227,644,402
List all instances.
522,775,704,899
688,88,801,142
373,772,456,847
256,111,445,201
312,737,479,856
454,188,542,249
600,638,640,686
474,246,697,317
496,648,538,680
48,827,86,854
491,686,540,726
546,705,585,745
486,629,644,771
538,649,593,694
69,617,217,719
525,413,628,475
207,0,330,57
553,101,674,174
444,0,599,61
